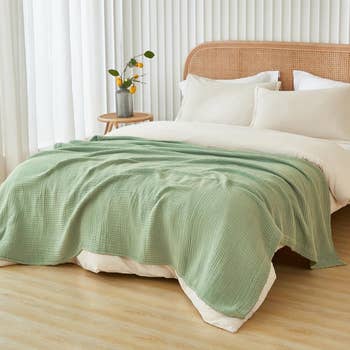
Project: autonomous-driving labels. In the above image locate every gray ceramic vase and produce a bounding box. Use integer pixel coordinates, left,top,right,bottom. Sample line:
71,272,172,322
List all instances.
116,88,133,117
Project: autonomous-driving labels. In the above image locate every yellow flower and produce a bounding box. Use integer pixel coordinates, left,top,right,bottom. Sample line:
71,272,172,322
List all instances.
133,74,139,79
136,62,143,68
129,85,137,94
116,77,123,87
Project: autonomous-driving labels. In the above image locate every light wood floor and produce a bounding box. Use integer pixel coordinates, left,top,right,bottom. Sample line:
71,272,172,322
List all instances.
0,207,349,350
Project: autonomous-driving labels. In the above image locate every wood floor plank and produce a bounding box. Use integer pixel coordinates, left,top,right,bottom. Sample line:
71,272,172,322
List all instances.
0,206,349,349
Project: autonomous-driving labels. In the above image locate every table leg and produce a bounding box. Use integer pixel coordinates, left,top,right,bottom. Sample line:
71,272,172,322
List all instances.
104,122,110,135
107,122,114,133
113,122,119,129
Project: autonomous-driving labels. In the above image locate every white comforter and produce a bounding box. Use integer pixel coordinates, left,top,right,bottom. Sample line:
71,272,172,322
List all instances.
2,122,349,333
111,121,350,207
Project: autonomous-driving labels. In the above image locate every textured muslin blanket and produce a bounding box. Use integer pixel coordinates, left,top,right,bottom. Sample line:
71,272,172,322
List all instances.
0,136,343,318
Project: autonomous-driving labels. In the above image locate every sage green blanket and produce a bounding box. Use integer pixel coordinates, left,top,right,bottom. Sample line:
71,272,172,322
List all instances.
0,136,343,318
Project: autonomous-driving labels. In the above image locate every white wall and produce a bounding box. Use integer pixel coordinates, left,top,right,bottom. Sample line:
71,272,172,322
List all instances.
115,0,350,121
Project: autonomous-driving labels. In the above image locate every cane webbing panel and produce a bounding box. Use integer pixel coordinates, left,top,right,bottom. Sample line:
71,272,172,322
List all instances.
184,41,350,90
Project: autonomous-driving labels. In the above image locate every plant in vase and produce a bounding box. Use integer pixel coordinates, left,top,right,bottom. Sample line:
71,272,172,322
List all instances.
108,50,155,118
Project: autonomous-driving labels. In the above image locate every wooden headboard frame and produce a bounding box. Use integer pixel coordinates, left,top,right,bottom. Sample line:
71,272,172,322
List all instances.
184,41,350,90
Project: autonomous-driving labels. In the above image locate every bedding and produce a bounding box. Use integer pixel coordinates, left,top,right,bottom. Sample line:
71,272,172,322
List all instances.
1,122,349,333
293,70,350,90
176,74,280,125
179,71,279,96
252,86,350,140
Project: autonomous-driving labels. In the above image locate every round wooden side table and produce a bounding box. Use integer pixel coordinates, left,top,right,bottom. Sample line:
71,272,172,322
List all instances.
98,112,154,135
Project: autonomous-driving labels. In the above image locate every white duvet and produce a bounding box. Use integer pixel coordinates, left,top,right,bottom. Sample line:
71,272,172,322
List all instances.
2,121,350,333
111,121,350,205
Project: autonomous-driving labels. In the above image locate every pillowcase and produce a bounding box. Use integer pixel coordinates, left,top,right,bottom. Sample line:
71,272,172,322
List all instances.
176,74,281,126
252,87,350,140
293,70,349,90
179,71,279,96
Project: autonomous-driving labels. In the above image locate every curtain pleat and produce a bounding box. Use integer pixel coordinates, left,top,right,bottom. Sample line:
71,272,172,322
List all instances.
0,0,29,181
23,0,108,149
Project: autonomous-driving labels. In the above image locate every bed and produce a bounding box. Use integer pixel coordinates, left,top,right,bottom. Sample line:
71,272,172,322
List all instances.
1,41,350,333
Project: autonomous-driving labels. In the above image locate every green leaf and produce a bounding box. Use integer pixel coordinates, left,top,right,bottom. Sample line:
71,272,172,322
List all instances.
123,79,132,88
128,58,137,67
108,69,120,77
144,50,155,59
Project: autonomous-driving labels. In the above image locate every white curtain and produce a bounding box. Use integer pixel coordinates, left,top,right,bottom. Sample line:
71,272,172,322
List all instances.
21,0,176,150
1,0,185,178
23,0,111,150
0,0,29,181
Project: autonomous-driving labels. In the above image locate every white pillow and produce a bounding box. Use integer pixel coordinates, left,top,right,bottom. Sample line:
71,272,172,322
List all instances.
176,74,281,126
252,87,350,140
179,71,279,97
293,70,349,90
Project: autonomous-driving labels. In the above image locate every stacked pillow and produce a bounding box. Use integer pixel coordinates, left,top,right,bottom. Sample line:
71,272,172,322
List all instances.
179,71,279,97
251,86,350,140
251,71,350,140
293,70,350,90
176,73,281,126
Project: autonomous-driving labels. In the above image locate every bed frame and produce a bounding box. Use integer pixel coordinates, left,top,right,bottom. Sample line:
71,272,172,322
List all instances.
184,41,350,90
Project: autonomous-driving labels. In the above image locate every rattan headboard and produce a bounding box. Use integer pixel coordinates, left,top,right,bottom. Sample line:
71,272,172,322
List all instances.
184,41,350,90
